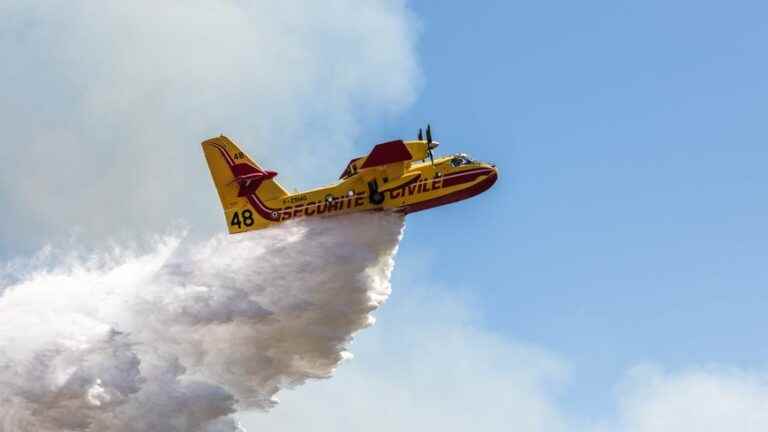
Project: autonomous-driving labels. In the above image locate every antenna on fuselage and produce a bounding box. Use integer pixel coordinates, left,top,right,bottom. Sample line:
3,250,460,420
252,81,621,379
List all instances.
418,128,423,141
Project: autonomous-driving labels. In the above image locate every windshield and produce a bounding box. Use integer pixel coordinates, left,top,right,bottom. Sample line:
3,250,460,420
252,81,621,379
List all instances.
450,154,473,167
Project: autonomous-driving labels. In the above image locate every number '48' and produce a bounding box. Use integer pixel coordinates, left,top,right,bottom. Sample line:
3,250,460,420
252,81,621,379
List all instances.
230,210,254,228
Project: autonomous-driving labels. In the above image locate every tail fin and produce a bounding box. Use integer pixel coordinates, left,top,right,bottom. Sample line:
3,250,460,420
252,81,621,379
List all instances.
202,135,288,233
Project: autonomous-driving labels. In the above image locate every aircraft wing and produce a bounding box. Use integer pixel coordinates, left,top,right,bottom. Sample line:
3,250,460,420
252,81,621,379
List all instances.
338,139,439,181
359,140,412,168
341,140,430,179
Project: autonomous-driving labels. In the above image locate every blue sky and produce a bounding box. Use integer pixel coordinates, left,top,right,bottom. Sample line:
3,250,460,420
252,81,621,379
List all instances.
357,0,768,420
3,1,768,430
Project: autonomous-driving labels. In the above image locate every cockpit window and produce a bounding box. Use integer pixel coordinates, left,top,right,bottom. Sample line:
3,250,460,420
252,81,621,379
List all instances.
450,154,473,167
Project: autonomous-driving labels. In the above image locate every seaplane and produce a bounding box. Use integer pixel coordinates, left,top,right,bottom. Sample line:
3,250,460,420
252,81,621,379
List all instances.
202,126,498,233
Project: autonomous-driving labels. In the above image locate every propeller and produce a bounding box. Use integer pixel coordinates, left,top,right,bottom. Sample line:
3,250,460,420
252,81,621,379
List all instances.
426,124,435,164
417,124,438,164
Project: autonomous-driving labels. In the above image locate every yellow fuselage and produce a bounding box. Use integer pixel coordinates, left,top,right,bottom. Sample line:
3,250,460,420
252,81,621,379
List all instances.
202,136,498,233
275,159,494,218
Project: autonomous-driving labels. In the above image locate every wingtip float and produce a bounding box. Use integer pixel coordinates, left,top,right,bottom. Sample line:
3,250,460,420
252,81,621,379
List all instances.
202,127,498,234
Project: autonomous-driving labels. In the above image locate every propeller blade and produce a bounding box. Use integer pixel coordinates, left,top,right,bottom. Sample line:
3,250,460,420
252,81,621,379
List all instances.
429,149,434,165
426,124,432,144
418,128,423,141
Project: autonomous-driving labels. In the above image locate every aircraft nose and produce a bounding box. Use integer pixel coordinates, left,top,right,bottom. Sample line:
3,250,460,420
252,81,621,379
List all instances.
480,164,499,192
479,161,497,178
489,164,499,181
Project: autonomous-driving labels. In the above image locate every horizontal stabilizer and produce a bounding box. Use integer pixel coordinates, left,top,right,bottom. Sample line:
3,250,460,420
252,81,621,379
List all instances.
230,170,278,197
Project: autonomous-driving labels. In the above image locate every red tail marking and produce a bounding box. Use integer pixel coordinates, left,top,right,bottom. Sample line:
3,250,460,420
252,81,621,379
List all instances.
209,143,279,197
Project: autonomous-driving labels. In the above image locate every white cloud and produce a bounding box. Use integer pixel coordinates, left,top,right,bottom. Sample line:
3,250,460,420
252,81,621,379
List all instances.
613,366,768,432
0,0,420,249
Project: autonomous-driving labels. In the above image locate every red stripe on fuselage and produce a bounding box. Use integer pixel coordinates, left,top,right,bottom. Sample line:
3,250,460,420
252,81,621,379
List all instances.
440,168,494,188
399,171,497,214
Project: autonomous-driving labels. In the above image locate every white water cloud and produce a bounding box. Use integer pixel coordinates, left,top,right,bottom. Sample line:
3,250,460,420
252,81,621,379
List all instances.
0,0,420,249
0,213,404,431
